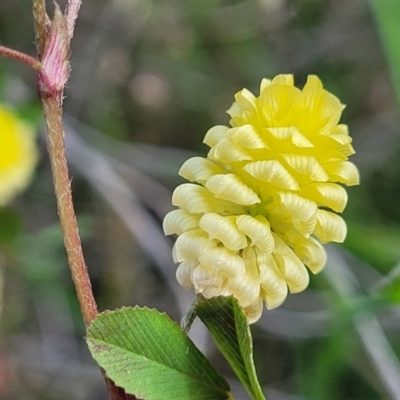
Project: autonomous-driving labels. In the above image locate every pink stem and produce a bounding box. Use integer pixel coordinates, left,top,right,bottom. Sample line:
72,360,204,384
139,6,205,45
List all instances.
0,45,39,69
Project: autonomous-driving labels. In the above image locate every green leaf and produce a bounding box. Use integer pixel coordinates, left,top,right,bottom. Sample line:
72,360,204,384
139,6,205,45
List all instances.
196,296,265,400
86,307,232,400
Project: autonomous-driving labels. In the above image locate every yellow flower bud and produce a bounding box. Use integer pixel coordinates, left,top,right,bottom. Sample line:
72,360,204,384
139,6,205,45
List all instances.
164,75,359,323
0,105,38,205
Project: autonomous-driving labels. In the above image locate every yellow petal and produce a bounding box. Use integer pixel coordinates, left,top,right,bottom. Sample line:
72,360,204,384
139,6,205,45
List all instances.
199,247,246,276
233,88,257,112
264,126,314,148
172,184,212,212
326,134,355,156
174,229,216,262
206,173,261,205
300,75,344,134
277,192,317,236
236,214,275,254
200,283,231,299
0,106,38,205
324,161,360,186
226,102,242,122
259,254,288,308
300,182,348,212
163,209,200,235
302,74,323,91
271,74,294,86
259,78,272,93
314,135,355,160
228,124,266,149
203,125,229,147
274,253,309,293
238,246,262,306
176,261,197,289
282,229,327,273
199,213,247,251
243,160,299,190
260,85,302,126
241,245,258,273
192,265,229,297
228,273,260,308
266,126,294,140
340,143,356,157
179,157,224,184
208,137,253,163
172,183,244,214
291,128,314,148
328,125,352,145
279,153,329,182
300,236,327,273
172,242,179,263
243,300,263,324
314,209,347,243
272,233,309,293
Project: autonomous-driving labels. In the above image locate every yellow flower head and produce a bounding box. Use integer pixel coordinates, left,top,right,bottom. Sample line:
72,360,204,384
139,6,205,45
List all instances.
163,75,359,323
0,105,38,205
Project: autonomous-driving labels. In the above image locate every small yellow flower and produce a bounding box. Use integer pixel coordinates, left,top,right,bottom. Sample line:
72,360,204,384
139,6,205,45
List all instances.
164,75,359,323
0,105,38,205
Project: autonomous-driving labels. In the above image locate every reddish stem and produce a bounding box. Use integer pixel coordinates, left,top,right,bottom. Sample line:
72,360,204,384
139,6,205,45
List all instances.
31,2,137,398
39,58,131,400
0,45,40,69
40,94,98,325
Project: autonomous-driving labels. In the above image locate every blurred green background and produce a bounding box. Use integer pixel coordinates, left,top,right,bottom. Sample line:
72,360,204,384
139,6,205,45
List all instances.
1,0,400,399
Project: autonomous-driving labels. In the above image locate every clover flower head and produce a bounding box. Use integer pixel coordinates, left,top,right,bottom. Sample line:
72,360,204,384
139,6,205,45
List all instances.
0,105,38,205
163,75,359,323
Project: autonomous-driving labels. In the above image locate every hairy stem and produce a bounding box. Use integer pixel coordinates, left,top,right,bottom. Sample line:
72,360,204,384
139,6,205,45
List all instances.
0,46,39,69
40,86,130,400
41,94,98,325
33,3,133,399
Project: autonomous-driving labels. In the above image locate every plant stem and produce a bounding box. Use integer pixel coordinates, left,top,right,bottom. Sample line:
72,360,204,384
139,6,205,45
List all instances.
32,2,134,399
40,92,132,400
40,94,98,325
0,46,40,69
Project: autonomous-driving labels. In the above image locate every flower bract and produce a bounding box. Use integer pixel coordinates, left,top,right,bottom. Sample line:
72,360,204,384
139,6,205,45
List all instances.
0,105,38,205
163,75,359,323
